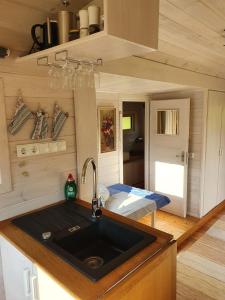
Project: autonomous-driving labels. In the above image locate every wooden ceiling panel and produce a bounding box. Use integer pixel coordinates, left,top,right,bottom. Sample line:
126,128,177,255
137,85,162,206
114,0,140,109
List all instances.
142,0,225,79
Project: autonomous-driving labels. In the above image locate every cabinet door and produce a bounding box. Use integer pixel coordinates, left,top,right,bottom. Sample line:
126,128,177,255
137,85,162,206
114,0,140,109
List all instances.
36,266,75,300
0,237,33,300
203,91,223,215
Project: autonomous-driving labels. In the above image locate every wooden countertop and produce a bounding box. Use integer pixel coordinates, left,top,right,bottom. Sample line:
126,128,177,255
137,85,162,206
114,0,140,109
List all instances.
0,200,174,300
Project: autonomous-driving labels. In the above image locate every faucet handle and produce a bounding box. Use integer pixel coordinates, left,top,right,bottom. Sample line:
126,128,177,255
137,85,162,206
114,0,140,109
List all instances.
94,208,102,218
92,198,102,219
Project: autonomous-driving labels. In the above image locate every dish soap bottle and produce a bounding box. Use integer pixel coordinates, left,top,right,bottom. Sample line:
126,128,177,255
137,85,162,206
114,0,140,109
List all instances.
64,174,77,201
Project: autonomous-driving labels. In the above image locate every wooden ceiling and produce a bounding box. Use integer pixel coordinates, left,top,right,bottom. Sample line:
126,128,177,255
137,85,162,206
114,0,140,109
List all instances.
142,0,225,79
97,73,188,94
1,0,225,79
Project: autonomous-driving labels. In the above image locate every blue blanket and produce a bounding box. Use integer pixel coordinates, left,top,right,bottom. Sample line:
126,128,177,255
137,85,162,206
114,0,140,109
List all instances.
108,184,170,210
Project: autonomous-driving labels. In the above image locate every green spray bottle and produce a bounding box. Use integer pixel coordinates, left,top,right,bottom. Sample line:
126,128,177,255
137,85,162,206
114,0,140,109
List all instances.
64,174,77,201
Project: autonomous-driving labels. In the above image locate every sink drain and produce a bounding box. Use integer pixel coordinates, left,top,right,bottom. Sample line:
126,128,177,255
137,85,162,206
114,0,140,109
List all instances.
84,256,104,269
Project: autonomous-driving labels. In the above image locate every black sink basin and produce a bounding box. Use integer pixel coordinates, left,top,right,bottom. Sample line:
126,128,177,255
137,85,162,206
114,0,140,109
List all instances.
13,202,157,281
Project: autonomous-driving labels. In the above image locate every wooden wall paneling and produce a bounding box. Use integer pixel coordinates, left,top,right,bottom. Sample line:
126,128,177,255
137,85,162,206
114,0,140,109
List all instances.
5,96,75,119
74,86,98,203
0,72,76,220
3,74,72,98
106,0,159,49
0,79,12,194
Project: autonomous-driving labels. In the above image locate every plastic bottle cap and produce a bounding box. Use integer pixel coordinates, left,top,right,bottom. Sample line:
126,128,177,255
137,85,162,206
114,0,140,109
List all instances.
67,173,74,181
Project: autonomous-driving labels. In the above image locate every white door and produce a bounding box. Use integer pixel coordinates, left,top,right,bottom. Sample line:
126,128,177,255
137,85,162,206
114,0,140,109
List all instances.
150,99,190,217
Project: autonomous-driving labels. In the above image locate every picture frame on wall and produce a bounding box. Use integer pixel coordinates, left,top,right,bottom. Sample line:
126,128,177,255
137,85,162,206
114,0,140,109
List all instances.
98,107,116,153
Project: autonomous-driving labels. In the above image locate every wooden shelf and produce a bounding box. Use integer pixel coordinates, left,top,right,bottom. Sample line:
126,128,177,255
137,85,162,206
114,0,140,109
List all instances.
16,31,155,64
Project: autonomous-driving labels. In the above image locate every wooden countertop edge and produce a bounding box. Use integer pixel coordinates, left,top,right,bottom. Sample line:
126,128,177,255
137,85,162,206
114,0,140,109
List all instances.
0,199,174,300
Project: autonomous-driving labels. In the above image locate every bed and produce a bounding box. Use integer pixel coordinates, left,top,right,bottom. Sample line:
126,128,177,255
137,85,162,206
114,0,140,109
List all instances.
105,184,171,227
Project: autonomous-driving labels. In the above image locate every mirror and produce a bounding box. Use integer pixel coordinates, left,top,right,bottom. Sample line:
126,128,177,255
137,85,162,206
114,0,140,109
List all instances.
157,109,179,135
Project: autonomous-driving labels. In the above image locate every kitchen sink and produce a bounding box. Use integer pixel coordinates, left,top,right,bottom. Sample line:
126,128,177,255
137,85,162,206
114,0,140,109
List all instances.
13,202,157,281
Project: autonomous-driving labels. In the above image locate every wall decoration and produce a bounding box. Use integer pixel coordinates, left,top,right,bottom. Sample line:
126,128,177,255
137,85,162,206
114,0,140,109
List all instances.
31,108,49,140
98,107,116,153
8,90,33,135
52,103,69,141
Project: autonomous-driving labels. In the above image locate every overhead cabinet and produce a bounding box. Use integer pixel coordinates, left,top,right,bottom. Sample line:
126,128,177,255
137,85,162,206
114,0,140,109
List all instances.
203,90,225,215
16,0,159,64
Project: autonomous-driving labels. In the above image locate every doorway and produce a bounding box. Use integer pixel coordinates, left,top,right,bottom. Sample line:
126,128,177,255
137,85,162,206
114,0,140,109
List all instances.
122,102,146,188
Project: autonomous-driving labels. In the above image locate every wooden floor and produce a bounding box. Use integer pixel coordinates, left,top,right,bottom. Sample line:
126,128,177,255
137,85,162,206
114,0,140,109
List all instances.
177,208,225,300
139,210,199,241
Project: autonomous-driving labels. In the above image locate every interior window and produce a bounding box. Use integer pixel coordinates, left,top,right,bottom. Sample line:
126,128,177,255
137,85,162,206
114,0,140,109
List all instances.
122,114,134,131
157,109,179,135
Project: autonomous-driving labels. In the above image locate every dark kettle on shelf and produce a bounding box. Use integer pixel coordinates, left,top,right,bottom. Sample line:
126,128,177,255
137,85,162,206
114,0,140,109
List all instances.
31,18,58,50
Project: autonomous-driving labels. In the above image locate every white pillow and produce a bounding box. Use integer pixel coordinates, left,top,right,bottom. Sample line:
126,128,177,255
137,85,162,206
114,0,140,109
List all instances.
98,183,110,207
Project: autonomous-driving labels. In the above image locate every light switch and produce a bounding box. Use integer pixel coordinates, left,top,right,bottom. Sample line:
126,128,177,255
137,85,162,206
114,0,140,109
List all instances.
48,142,58,153
38,143,49,154
57,140,67,152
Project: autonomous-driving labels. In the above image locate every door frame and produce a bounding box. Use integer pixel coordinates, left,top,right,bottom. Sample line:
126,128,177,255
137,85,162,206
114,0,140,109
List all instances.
119,95,150,189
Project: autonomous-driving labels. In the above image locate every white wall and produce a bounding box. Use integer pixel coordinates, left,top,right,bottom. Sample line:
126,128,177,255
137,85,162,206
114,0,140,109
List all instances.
151,89,207,217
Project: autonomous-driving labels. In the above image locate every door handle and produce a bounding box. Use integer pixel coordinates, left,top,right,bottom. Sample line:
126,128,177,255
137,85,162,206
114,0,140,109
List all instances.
23,268,31,297
31,275,39,300
176,151,185,162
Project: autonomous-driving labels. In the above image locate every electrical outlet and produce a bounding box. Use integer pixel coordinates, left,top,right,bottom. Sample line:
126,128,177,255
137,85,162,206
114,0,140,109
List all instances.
17,145,27,158
48,142,58,153
28,144,39,156
17,141,66,158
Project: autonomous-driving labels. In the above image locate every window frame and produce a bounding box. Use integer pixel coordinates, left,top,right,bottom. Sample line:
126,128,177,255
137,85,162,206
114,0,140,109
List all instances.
122,113,135,133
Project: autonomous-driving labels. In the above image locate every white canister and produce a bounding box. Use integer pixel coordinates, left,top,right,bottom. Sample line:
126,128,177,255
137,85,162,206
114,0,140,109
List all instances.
88,5,100,26
79,9,89,29
80,28,89,38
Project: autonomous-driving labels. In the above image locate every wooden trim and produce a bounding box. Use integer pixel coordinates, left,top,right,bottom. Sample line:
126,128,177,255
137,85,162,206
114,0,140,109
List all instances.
177,199,225,249
118,96,150,189
199,89,209,217
0,78,12,194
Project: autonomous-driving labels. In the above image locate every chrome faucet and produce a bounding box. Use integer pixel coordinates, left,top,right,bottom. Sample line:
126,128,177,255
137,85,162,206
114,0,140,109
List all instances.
81,158,102,219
